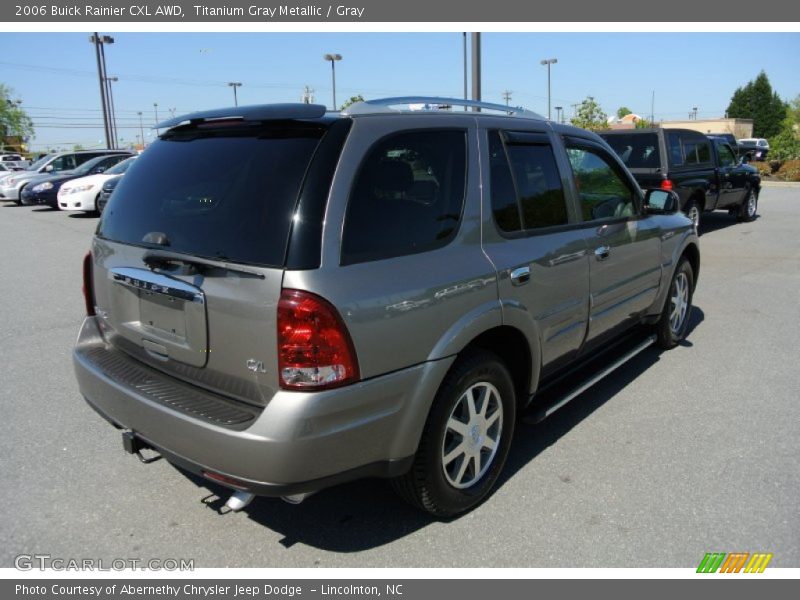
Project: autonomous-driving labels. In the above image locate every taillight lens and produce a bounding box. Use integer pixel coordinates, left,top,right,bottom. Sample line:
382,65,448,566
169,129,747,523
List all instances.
82,251,96,316
277,289,359,390
660,178,674,191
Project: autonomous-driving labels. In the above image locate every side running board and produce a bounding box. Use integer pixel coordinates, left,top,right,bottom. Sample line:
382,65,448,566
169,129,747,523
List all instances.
525,334,657,424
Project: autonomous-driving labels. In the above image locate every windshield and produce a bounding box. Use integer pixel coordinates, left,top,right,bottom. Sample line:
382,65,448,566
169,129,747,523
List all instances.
602,133,660,169
105,157,135,175
97,123,327,267
29,154,54,171
73,155,112,176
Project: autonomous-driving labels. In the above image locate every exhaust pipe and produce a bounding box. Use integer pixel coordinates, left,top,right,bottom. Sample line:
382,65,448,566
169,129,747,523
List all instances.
282,492,313,505
225,490,255,512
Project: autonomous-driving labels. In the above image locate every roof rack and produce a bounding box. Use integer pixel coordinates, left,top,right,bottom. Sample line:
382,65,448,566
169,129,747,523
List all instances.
342,96,544,119
154,103,328,130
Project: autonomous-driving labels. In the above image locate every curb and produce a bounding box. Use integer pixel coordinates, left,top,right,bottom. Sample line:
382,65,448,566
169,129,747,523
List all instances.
760,181,800,188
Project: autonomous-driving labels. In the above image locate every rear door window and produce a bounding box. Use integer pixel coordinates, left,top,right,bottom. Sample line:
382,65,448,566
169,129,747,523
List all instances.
341,129,466,265
667,131,684,166
602,133,660,169
97,123,328,267
684,138,712,165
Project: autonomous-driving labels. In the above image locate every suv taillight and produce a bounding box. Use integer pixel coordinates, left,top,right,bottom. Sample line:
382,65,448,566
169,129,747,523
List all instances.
82,251,96,316
277,289,359,390
660,178,674,191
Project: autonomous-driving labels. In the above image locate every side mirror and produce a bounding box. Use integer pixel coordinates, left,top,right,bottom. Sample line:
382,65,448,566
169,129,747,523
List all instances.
44,164,54,172
644,189,679,214
95,166,106,173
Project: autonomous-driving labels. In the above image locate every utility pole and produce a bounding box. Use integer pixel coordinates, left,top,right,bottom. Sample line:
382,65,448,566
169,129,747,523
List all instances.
502,90,513,107
153,102,159,136
302,86,315,104
105,76,119,149
471,33,481,110
137,112,144,149
650,90,655,123
90,33,112,149
462,33,468,110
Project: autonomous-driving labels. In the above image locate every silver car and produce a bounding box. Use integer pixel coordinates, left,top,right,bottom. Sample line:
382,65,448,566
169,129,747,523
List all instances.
74,98,699,517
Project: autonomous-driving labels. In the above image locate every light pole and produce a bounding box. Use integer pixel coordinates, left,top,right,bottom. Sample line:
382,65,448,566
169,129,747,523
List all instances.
137,112,144,149
540,57,557,120
90,33,114,148
105,76,119,149
227,82,242,106
153,102,159,136
554,106,563,124
323,53,342,110
471,33,481,109
462,33,468,110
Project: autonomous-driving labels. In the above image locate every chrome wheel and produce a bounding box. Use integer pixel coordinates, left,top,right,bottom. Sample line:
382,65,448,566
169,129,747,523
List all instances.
669,272,689,335
747,191,757,218
441,382,503,489
687,205,700,229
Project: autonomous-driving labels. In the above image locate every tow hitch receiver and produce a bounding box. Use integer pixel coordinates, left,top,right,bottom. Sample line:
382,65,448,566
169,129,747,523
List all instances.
122,430,162,464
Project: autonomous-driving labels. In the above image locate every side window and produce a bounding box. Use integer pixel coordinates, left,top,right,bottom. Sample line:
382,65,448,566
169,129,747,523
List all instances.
696,141,711,164
668,132,683,166
685,138,711,165
565,145,636,221
717,143,736,167
489,131,569,233
341,130,466,265
50,155,77,171
75,153,99,167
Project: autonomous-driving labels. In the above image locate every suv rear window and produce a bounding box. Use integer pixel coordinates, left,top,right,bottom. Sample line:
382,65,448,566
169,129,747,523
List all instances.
602,133,660,169
97,123,326,267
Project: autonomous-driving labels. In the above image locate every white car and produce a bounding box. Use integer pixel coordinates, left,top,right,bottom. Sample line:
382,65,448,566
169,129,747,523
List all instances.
57,156,136,212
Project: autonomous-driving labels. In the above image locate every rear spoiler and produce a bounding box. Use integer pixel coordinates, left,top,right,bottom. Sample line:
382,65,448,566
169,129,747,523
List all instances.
154,103,329,131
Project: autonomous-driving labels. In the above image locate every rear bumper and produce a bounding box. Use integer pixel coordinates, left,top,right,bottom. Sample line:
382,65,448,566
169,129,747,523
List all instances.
74,317,453,496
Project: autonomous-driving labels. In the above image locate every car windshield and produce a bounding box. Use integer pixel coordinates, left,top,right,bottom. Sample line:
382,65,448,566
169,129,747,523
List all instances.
105,157,135,175
98,122,327,267
28,154,54,171
602,133,660,168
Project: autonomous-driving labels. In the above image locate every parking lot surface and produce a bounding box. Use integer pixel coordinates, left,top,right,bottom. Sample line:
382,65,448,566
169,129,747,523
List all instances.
1,189,798,568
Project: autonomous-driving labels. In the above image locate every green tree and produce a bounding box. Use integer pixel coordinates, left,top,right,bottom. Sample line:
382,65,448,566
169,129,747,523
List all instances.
571,96,608,131
616,106,632,119
0,84,34,147
72,144,85,151
340,94,365,110
725,71,787,139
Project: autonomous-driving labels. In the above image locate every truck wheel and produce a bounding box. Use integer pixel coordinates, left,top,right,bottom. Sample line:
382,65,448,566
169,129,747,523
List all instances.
391,350,516,517
737,188,758,223
655,258,694,349
684,199,701,230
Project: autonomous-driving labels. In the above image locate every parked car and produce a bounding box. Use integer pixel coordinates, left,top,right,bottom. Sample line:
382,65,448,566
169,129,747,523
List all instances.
21,154,133,208
74,99,699,517
96,174,123,215
0,163,25,175
58,156,137,213
738,138,770,161
706,133,739,155
0,153,29,169
599,128,761,229
0,149,125,204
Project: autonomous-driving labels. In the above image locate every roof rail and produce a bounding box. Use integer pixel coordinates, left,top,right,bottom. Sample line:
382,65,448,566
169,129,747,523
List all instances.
154,103,328,130
341,96,544,119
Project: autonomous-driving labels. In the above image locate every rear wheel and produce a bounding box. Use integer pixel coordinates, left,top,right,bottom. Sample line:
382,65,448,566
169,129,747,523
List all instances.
684,199,701,230
391,350,516,517
737,188,758,222
14,184,25,206
655,258,694,349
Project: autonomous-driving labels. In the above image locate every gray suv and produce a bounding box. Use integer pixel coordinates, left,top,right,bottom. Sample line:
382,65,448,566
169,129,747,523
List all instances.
74,98,699,517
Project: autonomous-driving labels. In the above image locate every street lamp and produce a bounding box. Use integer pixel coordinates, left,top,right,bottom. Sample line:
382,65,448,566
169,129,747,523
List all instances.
227,82,242,107
323,53,342,110
153,102,159,135
137,111,144,149
105,76,119,149
540,57,558,120
90,33,114,148
554,106,563,124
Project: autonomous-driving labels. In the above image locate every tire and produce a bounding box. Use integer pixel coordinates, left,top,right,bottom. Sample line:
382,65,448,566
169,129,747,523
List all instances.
13,184,24,206
391,350,516,517
737,188,758,223
683,198,701,231
94,193,102,216
655,258,695,349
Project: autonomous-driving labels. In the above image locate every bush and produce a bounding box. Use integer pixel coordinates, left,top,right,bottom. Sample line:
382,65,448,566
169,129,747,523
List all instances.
776,159,800,182
769,128,800,161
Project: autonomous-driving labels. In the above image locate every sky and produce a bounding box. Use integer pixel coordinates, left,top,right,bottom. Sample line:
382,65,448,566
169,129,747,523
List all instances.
1,32,798,150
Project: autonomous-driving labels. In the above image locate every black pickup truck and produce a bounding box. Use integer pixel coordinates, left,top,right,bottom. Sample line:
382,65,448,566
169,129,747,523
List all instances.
599,128,761,230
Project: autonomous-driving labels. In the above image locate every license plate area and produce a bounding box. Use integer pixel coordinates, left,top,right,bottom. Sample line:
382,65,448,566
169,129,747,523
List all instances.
107,267,208,368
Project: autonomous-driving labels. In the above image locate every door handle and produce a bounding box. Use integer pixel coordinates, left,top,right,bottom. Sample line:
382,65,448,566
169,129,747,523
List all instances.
594,245,611,261
510,266,531,286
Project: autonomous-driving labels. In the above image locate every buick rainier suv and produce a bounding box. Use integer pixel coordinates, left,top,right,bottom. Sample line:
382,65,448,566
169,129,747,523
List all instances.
74,98,700,517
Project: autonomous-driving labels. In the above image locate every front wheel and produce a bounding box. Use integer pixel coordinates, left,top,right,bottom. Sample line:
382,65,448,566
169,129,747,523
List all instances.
737,188,758,222
391,350,516,517
655,258,695,349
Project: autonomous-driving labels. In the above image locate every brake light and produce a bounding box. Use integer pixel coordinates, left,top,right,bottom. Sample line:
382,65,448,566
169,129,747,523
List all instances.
82,251,96,316
278,289,359,390
660,178,674,191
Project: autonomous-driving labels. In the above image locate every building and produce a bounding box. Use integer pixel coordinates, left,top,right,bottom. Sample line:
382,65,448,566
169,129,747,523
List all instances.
657,118,754,139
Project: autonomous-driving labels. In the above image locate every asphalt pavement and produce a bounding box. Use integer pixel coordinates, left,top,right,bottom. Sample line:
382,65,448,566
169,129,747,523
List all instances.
1,189,798,568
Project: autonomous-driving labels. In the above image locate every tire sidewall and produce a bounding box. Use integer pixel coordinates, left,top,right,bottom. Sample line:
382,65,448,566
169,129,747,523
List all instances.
420,355,516,515
659,259,694,347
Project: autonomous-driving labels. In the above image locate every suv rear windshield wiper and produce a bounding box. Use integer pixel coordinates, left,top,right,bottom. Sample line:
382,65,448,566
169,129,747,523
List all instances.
142,250,266,279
